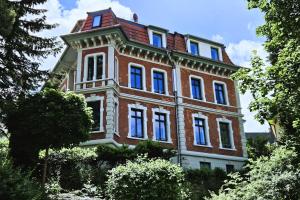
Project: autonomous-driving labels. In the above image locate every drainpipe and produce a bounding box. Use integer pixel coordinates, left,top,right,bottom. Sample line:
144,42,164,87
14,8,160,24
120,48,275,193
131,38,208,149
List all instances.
167,51,182,167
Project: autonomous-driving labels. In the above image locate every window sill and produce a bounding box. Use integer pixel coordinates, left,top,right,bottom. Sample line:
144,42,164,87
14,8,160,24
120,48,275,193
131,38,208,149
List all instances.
91,129,104,134
193,144,213,148
190,97,207,103
219,147,237,151
124,86,174,97
127,136,148,140
153,139,172,144
114,132,120,137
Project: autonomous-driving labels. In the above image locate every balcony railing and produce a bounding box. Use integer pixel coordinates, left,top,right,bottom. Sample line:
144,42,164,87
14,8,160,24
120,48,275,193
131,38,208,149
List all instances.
75,78,119,91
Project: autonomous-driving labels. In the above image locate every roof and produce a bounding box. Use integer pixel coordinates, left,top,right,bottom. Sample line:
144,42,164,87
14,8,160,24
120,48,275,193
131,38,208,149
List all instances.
68,8,235,65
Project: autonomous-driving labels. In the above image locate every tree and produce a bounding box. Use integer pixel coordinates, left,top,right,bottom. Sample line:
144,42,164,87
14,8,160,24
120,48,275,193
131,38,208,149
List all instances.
247,136,272,160
5,88,92,184
209,147,300,200
106,157,190,200
232,0,300,147
0,0,61,135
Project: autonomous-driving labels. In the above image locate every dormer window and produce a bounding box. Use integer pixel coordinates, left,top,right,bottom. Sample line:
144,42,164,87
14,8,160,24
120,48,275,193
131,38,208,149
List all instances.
211,47,220,61
92,15,101,28
190,41,199,56
153,32,163,48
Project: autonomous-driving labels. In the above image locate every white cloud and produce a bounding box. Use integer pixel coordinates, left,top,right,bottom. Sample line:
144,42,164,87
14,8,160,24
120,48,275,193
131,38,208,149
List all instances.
226,40,270,132
37,0,134,71
211,34,225,43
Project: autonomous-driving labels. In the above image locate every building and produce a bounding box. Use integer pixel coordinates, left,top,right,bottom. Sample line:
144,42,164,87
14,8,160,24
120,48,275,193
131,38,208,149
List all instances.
245,131,276,144
53,8,247,170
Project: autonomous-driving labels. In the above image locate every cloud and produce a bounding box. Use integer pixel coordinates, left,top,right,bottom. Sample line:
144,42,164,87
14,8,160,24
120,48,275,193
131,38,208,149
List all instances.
211,34,225,43
36,0,134,70
226,40,268,67
226,40,270,132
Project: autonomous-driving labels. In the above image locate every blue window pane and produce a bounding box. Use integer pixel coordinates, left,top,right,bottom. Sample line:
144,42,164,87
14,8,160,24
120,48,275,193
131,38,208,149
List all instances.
130,118,136,137
191,78,202,100
153,71,165,94
87,57,94,81
194,118,207,145
220,122,231,148
190,41,199,55
92,15,101,28
155,113,167,141
153,33,162,48
137,119,143,137
215,83,226,104
131,109,144,138
211,47,219,61
131,66,143,89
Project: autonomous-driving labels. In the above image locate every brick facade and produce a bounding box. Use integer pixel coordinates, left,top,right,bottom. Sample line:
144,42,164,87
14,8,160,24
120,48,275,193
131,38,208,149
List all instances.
55,8,247,170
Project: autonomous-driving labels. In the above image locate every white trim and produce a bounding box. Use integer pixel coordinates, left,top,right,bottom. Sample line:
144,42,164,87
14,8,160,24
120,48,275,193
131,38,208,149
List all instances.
86,95,104,132
192,112,212,147
113,97,119,135
148,29,167,48
114,56,119,84
83,52,106,87
189,75,206,101
128,62,146,91
128,104,148,139
152,107,172,143
216,117,236,150
151,68,169,95
187,38,200,56
213,80,229,105
181,150,246,161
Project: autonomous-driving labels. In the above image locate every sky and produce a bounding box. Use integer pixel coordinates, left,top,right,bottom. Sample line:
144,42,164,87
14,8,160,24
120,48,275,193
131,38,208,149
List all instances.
38,0,270,133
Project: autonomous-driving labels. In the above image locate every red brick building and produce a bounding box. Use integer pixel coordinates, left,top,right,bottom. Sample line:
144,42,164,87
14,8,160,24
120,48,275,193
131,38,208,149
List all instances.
54,8,247,170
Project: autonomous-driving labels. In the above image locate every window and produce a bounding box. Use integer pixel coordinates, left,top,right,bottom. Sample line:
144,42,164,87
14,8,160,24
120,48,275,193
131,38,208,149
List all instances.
87,101,100,131
219,122,232,149
211,47,219,61
85,53,105,82
113,102,119,133
226,164,235,173
200,162,211,169
214,82,227,105
191,78,203,100
154,113,167,141
153,71,165,94
92,15,101,28
130,66,143,89
153,32,163,48
130,109,144,138
114,57,119,82
190,41,199,56
194,118,207,145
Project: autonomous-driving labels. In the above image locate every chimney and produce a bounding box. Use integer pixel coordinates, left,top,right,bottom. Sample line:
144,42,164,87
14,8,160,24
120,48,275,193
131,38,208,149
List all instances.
133,13,138,23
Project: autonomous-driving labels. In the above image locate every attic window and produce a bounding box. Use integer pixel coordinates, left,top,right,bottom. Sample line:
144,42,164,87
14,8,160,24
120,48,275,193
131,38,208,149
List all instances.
92,15,102,28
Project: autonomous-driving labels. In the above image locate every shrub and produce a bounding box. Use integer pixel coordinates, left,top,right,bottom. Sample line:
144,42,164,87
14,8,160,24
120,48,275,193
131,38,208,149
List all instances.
0,160,48,200
106,156,190,200
185,168,227,200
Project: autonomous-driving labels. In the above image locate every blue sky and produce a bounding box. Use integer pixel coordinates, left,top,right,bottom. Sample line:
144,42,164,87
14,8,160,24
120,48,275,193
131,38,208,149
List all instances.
43,0,269,132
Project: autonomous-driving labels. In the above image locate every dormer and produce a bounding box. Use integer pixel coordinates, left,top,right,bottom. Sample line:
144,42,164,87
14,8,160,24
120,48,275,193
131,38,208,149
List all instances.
147,25,168,48
185,35,224,62
81,8,117,31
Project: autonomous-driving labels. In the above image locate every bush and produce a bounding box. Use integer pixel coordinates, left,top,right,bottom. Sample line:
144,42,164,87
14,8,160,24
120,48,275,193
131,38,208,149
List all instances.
185,168,227,200
106,156,190,200
0,159,48,200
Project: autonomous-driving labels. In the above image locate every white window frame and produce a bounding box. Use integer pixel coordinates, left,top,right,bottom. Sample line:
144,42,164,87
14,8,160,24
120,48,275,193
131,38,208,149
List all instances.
216,118,235,150
151,68,169,95
148,29,167,48
113,97,119,135
86,95,104,133
114,56,119,84
187,39,201,56
189,75,206,101
213,80,229,105
127,104,148,140
210,46,222,61
192,113,212,147
152,107,172,143
128,62,146,91
83,52,106,82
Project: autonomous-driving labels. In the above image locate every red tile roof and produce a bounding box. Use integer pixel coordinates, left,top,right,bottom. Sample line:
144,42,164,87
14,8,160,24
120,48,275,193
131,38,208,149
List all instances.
75,8,235,65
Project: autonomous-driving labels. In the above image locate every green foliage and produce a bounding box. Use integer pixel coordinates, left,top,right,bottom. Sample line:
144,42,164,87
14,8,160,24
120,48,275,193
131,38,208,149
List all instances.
185,168,227,200
233,0,300,147
0,159,48,200
6,88,92,167
106,156,190,200
96,140,176,167
0,138,9,160
247,136,273,160
209,146,300,200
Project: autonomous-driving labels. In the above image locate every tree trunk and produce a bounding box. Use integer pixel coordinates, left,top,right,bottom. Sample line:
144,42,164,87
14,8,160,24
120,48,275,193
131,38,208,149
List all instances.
42,148,49,186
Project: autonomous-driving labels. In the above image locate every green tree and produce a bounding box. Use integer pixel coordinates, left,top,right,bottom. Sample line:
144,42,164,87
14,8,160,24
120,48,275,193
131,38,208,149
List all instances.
247,136,272,160
0,0,61,136
232,0,300,147
5,88,92,184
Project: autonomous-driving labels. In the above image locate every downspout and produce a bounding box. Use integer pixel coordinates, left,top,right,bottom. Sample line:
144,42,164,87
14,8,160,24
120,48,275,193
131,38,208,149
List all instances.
167,51,182,167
